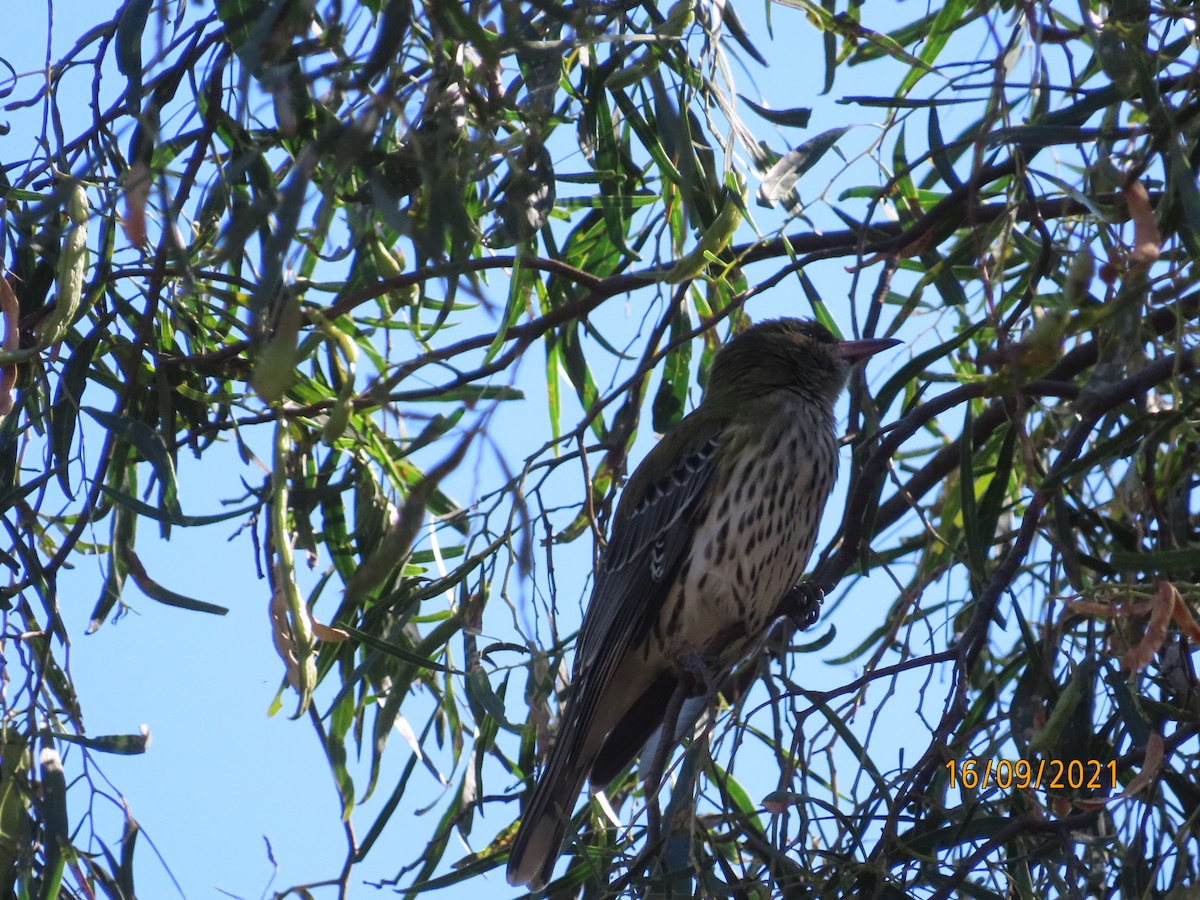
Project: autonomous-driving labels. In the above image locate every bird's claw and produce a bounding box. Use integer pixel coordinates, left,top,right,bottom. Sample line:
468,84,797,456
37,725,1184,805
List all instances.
679,651,721,697
785,582,824,630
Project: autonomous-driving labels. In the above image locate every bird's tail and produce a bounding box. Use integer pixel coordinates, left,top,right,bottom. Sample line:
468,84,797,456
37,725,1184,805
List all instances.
506,731,590,890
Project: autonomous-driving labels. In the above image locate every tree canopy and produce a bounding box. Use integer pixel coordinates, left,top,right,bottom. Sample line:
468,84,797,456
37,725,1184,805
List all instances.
2,0,1199,896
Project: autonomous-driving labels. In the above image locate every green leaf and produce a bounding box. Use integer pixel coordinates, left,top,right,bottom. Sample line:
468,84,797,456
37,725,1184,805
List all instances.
115,0,152,112
739,96,811,129
975,425,1017,553
797,270,839,335
97,484,258,528
1109,546,1200,575
1102,661,1152,747
324,695,357,818
874,319,986,412
721,2,766,65
47,731,149,755
927,104,963,190
483,262,531,365
51,326,104,495
652,307,693,432
126,551,230,616
336,623,463,676
88,494,137,633
409,385,525,403
83,407,181,519
960,399,984,584
464,668,519,733
900,0,970,95
758,127,850,205
609,88,685,190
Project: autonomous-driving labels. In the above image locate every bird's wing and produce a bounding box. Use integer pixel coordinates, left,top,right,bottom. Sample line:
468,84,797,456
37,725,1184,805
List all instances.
575,418,720,675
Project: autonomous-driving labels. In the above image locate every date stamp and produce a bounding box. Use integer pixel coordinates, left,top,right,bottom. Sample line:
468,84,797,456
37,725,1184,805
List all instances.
945,758,1118,791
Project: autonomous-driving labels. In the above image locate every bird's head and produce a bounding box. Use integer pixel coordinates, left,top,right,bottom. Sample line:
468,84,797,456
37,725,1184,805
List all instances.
706,318,899,407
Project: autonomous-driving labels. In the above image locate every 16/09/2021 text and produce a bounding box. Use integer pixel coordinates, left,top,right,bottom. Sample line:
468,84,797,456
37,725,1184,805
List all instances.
944,758,1117,791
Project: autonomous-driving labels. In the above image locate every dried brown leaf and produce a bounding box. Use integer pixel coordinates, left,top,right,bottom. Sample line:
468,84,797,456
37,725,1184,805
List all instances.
1124,177,1161,271
1120,582,1174,672
1120,731,1164,798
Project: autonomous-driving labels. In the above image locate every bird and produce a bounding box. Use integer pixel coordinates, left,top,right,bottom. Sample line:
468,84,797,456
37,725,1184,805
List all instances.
507,317,899,890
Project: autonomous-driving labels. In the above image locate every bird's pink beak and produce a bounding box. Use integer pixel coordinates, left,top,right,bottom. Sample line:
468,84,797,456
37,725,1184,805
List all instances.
834,336,901,364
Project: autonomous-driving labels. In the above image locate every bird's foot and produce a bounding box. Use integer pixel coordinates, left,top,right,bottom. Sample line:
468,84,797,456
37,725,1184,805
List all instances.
678,650,722,698
783,582,825,630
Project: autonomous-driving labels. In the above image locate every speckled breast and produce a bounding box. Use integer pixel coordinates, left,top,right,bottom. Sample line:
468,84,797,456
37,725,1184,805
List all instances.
657,397,838,669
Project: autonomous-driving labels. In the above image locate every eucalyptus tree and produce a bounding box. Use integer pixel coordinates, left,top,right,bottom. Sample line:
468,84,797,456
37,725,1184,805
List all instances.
1,0,1198,896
